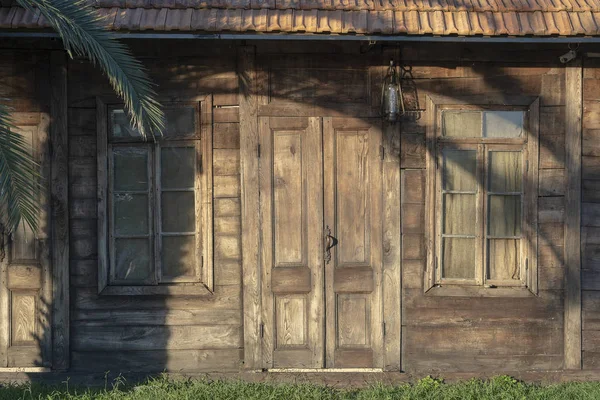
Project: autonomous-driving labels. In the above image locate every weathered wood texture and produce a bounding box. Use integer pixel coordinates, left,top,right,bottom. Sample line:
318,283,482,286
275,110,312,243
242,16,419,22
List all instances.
581,58,600,370
402,60,566,372
0,51,54,370
564,59,583,370
68,45,243,373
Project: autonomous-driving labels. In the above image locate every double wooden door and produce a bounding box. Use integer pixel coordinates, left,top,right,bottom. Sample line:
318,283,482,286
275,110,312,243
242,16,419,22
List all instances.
259,116,383,369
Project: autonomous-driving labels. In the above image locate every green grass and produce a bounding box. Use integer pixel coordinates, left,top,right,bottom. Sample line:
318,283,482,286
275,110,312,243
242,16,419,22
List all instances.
3,375,600,400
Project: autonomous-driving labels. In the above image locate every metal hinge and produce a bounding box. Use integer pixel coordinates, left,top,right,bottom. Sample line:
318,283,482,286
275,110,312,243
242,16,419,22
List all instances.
383,322,387,337
257,144,261,158
260,323,264,338
380,145,385,161
526,160,529,172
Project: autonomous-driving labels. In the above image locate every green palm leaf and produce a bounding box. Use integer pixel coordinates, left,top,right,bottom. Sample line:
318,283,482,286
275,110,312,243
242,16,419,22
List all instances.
17,0,165,139
0,103,41,234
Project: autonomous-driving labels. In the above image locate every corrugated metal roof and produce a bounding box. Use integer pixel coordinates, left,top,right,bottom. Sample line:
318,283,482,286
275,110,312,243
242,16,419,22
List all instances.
3,0,600,36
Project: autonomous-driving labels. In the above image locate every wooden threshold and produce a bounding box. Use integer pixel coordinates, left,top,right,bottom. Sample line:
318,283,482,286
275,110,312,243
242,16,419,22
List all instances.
268,368,384,373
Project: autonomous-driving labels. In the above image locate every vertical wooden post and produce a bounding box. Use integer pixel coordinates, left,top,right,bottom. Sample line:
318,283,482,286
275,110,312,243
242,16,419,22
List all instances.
50,51,70,371
239,46,262,370
380,48,402,372
564,58,583,369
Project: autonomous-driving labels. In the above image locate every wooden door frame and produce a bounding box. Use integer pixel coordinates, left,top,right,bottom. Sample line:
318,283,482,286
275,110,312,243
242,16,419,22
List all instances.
239,45,402,371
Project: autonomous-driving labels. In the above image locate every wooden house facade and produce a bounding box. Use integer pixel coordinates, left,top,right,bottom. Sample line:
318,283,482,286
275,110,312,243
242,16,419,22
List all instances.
2,0,600,378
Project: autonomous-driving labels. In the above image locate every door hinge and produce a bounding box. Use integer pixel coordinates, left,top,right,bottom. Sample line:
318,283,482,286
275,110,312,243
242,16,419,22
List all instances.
257,144,261,158
260,322,264,338
380,145,385,161
526,160,529,172
383,321,387,337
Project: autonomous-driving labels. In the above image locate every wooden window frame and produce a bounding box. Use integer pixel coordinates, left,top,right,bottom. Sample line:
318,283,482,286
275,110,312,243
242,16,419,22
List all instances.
97,95,213,296
424,95,539,297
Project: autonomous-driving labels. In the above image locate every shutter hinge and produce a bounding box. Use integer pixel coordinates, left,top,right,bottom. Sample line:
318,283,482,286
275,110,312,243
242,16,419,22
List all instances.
257,144,261,158
380,145,385,160
198,154,203,174
383,322,387,337
526,160,529,172
260,322,264,338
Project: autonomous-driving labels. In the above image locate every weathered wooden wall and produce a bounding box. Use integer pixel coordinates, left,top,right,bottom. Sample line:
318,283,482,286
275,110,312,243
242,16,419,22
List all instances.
67,41,244,372
398,44,567,372
581,57,600,369
0,41,586,374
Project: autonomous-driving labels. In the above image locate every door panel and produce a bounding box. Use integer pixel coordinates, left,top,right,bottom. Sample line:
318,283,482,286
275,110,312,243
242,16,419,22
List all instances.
260,116,324,368
0,116,52,368
324,117,383,368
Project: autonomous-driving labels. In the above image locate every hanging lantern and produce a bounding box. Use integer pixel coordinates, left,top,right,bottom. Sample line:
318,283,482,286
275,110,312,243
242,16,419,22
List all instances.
381,60,404,123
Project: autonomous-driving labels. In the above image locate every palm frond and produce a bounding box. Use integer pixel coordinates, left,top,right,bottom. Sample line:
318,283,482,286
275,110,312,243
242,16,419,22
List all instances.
17,0,165,139
0,103,41,234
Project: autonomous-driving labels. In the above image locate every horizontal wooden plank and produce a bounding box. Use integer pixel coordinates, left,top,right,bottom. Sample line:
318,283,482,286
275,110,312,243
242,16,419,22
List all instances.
333,267,373,293
214,260,241,286
73,324,242,351
214,216,241,236
402,204,424,234
272,267,311,294
73,284,241,311
400,133,425,169
539,169,565,196
213,149,240,176
402,259,424,290
214,175,240,198
403,288,563,326
538,196,564,224
215,235,241,261
213,123,240,149
213,107,239,123
540,106,565,137
214,198,240,217
583,156,600,180
70,198,97,219
70,237,97,260
584,129,600,157
71,260,97,288
7,265,41,289
403,234,425,260
72,309,241,327
539,244,564,269
402,169,425,204
404,325,563,356
71,349,242,372
404,353,564,373
584,179,600,203
539,223,564,248
539,135,565,169
583,203,600,227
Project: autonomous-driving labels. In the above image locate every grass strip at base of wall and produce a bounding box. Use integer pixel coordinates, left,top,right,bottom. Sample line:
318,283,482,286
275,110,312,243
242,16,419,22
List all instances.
3,375,600,400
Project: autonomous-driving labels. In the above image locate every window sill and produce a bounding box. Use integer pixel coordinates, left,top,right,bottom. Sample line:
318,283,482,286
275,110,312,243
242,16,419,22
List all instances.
99,283,213,296
424,285,536,298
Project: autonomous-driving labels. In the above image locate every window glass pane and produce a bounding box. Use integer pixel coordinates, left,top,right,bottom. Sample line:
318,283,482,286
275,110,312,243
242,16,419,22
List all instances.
443,194,476,235
489,151,522,193
114,193,149,235
488,195,522,237
161,147,195,189
110,109,142,139
443,149,477,191
162,235,196,278
113,147,148,191
164,107,196,138
161,192,195,233
442,111,481,137
442,237,475,279
488,239,520,280
484,111,524,138
114,238,152,281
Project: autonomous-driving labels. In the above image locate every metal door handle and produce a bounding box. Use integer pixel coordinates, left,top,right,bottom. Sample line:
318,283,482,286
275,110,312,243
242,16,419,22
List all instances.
324,225,337,265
